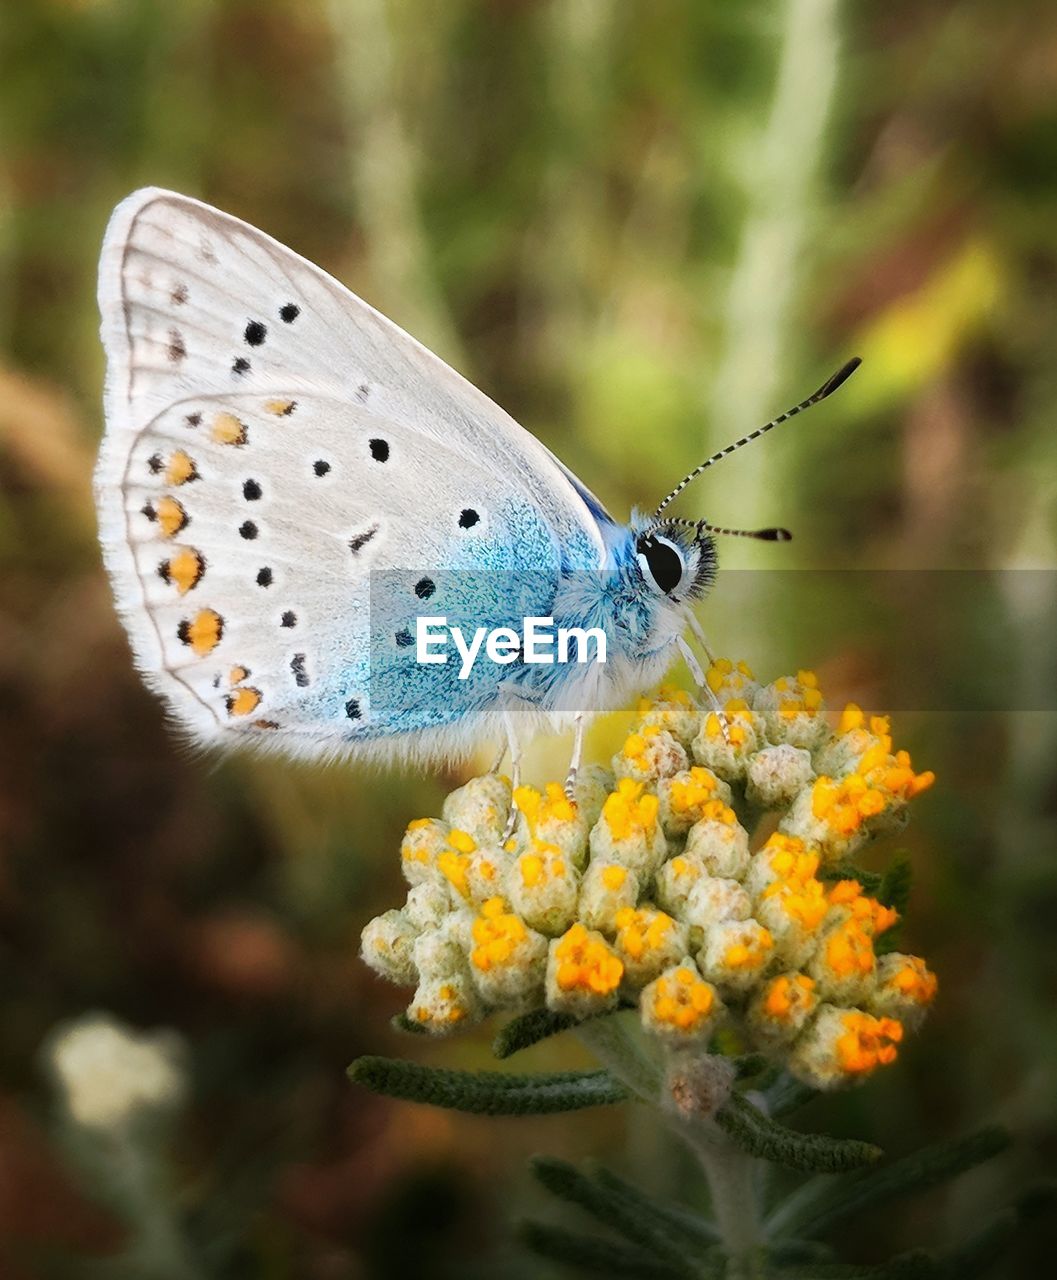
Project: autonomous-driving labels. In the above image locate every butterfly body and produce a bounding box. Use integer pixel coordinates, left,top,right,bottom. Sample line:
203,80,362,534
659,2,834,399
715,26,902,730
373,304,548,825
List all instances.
96,189,726,769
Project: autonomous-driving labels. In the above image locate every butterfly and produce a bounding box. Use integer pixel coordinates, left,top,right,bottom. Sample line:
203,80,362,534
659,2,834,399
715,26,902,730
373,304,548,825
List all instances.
95,188,858,799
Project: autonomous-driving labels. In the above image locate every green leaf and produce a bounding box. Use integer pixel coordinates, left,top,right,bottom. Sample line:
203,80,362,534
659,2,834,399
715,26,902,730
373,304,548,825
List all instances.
348,1056,628,1115
591,1165,718,1251
716,1093,883,1173
518,1220,697,1278
773,1252,937,1279
733,1052,771,1080
492,1008,577,1058
767,1126,1010,1239
875,856,913,953
390,1011,429,1036
530,1157,701,1276
818,862,883,892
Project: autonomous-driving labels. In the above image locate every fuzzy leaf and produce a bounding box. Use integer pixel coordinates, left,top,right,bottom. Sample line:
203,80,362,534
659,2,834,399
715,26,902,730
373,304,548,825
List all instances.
818,862,883,892
591,1165,718,1251
530,1157,701,1275
349,1056,628,1115
767,1126,1010,1239
492,1008,577,1058
875,855,913,953
390,1011,428,1036
518,1220,699,1278
716,1092,882,1173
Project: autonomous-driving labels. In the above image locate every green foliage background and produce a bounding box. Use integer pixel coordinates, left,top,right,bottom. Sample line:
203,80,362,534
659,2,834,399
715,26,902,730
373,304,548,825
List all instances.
0,1,1054,1276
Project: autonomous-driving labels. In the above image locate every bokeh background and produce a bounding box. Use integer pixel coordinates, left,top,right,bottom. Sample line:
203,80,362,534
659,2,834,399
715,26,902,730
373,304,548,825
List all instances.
2,1,1055,1276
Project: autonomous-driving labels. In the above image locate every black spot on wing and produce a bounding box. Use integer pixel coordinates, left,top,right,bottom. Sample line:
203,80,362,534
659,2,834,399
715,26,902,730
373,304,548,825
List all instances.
345,698,362,720
291,653,309,687
280,303,300,323
232,356,250,375
243,479,262,501
314,460,331,476
256,567,273,587
369,438,389,462
281,611,297,628
395,629,414,648
458,508,480,529
239,520,258,540
244,320,267,346
348,525,378,554
414,577,435,600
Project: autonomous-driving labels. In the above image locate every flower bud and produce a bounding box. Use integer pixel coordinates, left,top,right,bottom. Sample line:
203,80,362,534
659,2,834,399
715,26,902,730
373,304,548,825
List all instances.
400,817,452,887
699,919,774,994
656,766,733,839
612,905,689,988
360,909,418,985
407,971,482,1034
868,953,937,1030
684,801,750,879
641,961,724,1045
468,897,548,1007
704,658,759,706
691,700,765,783
635,684,702,747
405,882,452,930
747,972,818,1047
514,782,589,869
788,1004,903,1089
508,840,580,936
577,860,640,933
683,877,752,932
442,773,513,845
612,725,688,784
754,670,827,751
746,744,815,811
545,923,624,1018
588,779,667,878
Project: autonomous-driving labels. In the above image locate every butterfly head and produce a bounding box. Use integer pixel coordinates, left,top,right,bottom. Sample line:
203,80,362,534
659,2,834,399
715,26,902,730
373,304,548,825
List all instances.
633,520,717,604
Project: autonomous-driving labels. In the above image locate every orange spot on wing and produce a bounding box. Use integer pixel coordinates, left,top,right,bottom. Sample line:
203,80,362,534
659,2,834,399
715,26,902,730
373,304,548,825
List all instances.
226,686,262,716
178,608,223,656
164,547,204,595
265,399,296,417
165,450,198,485
155,496,188,538
211,412,247,445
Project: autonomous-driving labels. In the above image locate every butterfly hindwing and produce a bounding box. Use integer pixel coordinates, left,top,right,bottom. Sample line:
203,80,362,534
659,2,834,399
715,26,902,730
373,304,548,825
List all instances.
97,189,608,758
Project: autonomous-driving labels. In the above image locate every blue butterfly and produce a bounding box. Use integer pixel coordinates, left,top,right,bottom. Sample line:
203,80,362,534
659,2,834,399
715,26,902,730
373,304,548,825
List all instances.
95,189,858,799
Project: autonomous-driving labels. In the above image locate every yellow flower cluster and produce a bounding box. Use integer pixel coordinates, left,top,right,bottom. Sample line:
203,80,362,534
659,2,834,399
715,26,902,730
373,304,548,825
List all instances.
361,667,937,1090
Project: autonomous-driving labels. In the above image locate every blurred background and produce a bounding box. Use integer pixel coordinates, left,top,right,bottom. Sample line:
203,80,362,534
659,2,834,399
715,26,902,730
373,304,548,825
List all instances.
1,0,1055,1276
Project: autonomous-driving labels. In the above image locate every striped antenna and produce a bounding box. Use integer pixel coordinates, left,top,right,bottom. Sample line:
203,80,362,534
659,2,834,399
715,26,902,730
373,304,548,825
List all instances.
658,516,792,542
651,357,861,519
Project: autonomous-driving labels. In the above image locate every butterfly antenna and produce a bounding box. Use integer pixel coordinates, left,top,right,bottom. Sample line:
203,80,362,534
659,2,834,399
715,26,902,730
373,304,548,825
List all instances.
651,357,861,519
661,516,793,542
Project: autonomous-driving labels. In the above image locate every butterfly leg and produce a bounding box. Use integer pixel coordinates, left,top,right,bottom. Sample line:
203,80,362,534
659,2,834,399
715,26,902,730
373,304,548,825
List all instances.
677,633,732,744
499,697,523,844
563,712,585,803
687,612,717,666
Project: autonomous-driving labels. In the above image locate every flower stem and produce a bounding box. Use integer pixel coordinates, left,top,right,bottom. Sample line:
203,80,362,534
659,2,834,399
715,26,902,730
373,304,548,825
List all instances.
573,1012,663,1103
676,1121,765,1280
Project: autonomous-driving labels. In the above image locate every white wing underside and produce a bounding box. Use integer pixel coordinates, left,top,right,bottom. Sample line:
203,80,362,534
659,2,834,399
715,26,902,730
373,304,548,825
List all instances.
96,189,606,760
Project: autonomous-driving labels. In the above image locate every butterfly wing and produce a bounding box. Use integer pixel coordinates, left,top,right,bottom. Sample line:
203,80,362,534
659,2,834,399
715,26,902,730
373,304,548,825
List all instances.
96,188,609,759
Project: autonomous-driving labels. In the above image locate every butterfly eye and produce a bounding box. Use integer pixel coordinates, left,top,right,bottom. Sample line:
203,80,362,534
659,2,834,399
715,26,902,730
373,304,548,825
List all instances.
636,534,685,595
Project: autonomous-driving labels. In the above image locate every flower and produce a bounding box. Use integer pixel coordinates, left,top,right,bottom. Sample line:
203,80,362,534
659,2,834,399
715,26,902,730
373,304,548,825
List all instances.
47,1014,186,1130
360,660,937,1090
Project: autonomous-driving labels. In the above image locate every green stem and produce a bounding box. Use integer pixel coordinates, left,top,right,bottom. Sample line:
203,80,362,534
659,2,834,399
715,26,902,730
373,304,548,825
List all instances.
573,1012,664,1103
675,1120,765,1280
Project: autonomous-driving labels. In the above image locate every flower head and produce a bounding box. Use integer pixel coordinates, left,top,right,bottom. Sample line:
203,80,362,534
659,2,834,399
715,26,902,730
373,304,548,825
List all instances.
361,662,936,1084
